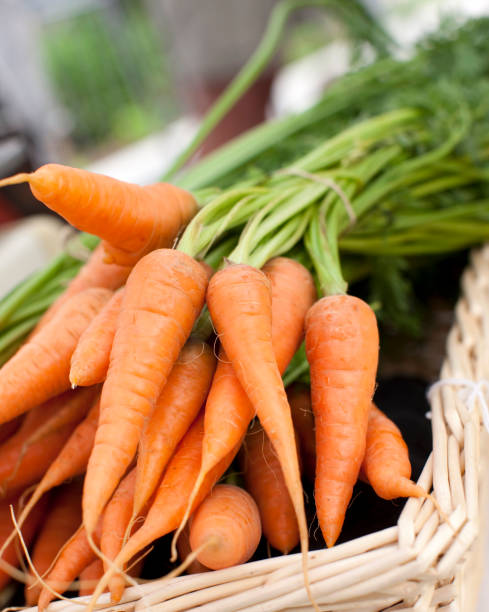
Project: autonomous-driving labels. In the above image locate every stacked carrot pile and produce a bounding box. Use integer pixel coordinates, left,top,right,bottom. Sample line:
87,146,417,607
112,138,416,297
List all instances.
2,12,489,607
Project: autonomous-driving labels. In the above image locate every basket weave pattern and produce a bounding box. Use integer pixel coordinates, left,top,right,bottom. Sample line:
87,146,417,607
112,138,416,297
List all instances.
32,247,489,612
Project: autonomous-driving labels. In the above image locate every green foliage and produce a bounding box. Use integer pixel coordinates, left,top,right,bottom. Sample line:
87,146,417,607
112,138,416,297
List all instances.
41,0,176,151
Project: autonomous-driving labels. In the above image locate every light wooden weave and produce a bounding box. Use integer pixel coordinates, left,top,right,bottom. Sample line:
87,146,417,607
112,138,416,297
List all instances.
33,246,489,611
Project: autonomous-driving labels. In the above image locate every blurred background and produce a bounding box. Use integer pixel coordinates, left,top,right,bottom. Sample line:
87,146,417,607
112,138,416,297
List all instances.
0,0,487,291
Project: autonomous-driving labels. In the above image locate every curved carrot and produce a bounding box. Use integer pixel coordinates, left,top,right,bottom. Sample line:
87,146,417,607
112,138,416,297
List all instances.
78,559,104,597
25,482,82,606
35,243,131,331
0,399,100,562
0,164,197,266
241,420,299,554
70,290,124,386
189,484,261,570
362,403,425,500
305,295,379,547
0,492,48,591
0,287,111,424
206,263,309,576
83,249,208,534
172,257,315,555
101,469,143,604
37,519,103,611
133,339,216,516
89,412,240,606
288,383,316,480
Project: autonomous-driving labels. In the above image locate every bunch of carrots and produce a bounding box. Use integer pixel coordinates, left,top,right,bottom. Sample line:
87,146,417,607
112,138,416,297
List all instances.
2,7,489,608
0,150,462,610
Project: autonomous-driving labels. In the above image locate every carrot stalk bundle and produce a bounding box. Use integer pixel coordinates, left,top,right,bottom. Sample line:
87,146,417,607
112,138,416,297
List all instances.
171,257,315,557
189,484,261,570
83,249,208,535
133,339,216,516
0,164,197,266
362,404,426,500
0,287,111,425
70,289,124,387
25,482,82,606
241,420,299,554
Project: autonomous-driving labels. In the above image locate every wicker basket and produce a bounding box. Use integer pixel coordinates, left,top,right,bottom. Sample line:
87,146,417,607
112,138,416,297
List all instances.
30,245,489,612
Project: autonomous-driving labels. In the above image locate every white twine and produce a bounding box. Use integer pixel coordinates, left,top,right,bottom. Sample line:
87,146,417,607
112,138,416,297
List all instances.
426,378,489,433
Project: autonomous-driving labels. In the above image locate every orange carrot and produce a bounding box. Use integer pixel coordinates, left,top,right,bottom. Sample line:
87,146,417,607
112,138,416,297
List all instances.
83,249,208,534
288,383,316,480
35,244,131,331
177,524,210,575
0,164,197,266
241,420,299,554
0,416,22,445
25,482,82,606
172,257,315,555
101,469,141,604
362,404,425,500
70,290,124,386
17,387,99,459
0,399,100,562
89,412,240,605
305,295,379,547
78,559,104,597
0,392,92,497
37,519,103,611
189,484,261,570
133,339,216,515
206,263,309,575
0,287,111,424
0,492,48,591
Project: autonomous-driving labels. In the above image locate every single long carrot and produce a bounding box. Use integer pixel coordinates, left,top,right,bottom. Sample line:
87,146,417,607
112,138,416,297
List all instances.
0,287,111,424
101,469,142,604
172,257,315,556
362,403,425,500
78,559,104,597
0,398,100,561
0,164,197,266
88,412,240,608
305,295,379,547
37,519,103,611
133,339,216,516
206,263,310,578
83,249,208,535
25,482,82,606
0,493,48,591
35,243,131,331
241,420,299,554
70,290,124,386
189,484,261,570
288,383,316,480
